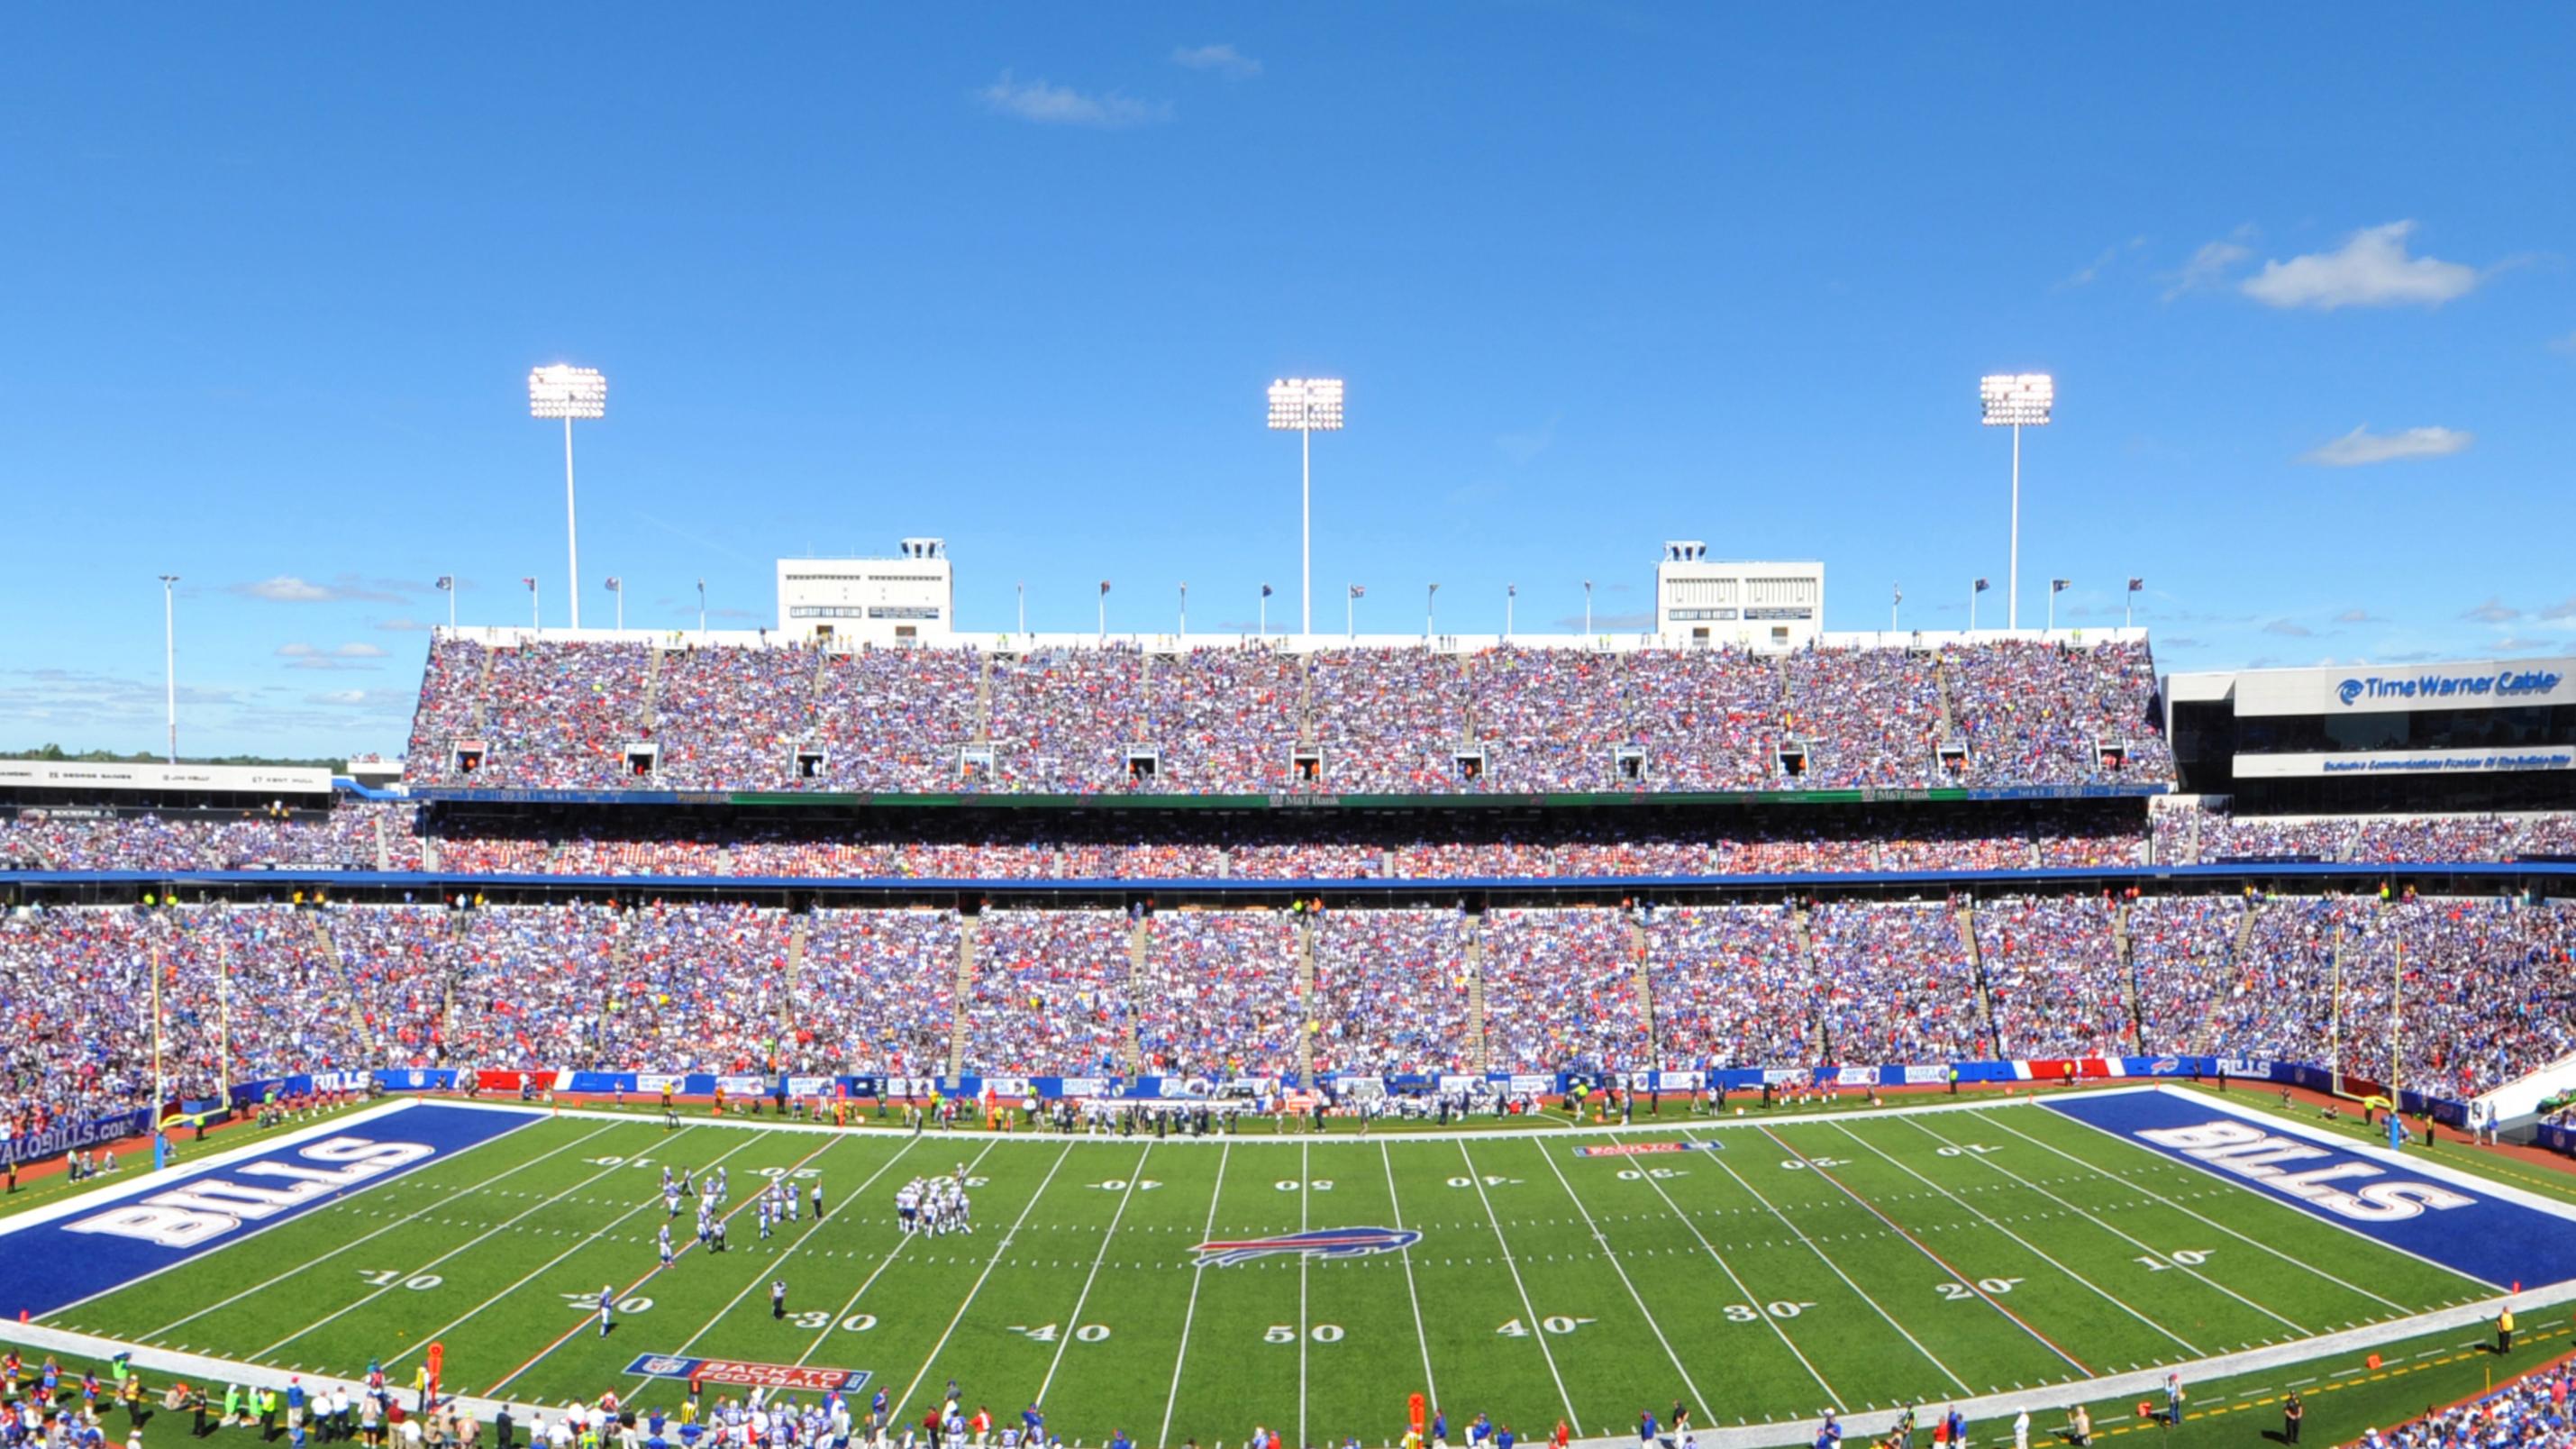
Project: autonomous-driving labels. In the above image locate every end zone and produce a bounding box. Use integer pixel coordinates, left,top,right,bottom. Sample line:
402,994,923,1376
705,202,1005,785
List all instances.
2043,1085,2576,1291
0,1099,542,1322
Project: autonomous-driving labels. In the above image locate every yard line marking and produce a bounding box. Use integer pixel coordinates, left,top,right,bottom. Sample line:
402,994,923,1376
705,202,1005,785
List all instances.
794,1141,997,1370
1826,1120,2205,1359
252,1125,645,1359
893,1140,1077,1417
1457,1140,1583,1435
480,1131,835,1396
1976,1109,2408,1315
1689,1133,1971,1397
1757,1125,2095,1376
142,1120,625,1341
1157,1142,1231,1449
1584,1135,1850,1408
1303,1142,1319,1449
632,1136,929,1392
387,1129,765,1382
1518,1139,1714,1415
1379,1142,1440,1412
1901,1115,2312,1337
1035,1143,1152,1408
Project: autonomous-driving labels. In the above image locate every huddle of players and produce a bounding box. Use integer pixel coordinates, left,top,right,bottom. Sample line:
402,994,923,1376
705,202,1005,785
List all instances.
652,1164,829,1266
895,1167,973,1236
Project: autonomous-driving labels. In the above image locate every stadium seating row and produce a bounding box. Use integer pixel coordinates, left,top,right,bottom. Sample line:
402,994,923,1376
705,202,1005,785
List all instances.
7,890,2569,1140
399,637,2171,793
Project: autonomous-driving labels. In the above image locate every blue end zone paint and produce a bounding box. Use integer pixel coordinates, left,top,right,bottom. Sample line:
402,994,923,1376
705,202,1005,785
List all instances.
0,1104,534,1320
2043,1090,2576,1290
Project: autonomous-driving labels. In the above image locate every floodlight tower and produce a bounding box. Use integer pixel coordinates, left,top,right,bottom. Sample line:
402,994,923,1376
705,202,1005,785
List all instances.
1267,378,1345,635
530,364,608,628
1979,372,2053,631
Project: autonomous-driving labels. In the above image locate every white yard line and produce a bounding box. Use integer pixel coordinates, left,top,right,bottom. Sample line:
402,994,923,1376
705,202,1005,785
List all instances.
1606,1137,1851,1408
1900,1114,2312,1338
384,1131,761,1381
252,1125,645,1359
892,1141,1076,1416
1380,1141,1440,1410
1156,1142,1232,1449
1517,1138,1715,1415
144,1119,624,1340
1689,1134,1972,1398
1976,1108,2409,1313
1035,1143,1153,1407
630,1135,924,1393
1827,1120,2207,1358
793,1141,997,1369
1458,1139,1584,1435
1298,1142,1311,1449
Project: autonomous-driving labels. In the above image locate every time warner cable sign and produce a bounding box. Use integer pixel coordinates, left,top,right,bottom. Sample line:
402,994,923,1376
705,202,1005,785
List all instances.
2335,668,2564,707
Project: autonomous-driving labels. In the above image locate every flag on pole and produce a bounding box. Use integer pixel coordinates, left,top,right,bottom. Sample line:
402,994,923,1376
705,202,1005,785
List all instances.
435,577,454,592
1974,578,1989,593
1261,583,1273,597
1099,580,1111,595
1892,584,1903,604
2051,578,2071,593
2127,577,2144,592
523,577,537,592
1349,584,1366,598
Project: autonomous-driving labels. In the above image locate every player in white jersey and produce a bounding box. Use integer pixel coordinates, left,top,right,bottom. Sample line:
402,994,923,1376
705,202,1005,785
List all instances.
658,1225,674,1266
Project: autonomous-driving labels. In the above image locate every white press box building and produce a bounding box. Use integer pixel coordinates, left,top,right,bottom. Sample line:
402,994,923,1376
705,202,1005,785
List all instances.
776,539,956,645
2166,654,2576,812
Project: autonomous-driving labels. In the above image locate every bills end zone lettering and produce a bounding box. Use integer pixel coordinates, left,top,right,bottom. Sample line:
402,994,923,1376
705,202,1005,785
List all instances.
625,1356,869,1394
0,1102,534,1321
2044,1088,2576,1290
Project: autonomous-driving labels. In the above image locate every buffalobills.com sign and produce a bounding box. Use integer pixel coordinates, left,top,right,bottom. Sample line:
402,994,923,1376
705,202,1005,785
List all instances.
2336,669,2563,707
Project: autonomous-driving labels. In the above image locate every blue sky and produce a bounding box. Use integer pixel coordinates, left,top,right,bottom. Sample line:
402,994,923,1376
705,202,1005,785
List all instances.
4,5,2571,758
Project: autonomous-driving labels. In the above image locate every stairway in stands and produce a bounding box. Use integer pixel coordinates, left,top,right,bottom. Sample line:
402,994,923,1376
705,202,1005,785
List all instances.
947,915,979,1080
1123,916,1148,1075
1295,911,1317,1088
1464,918,1490,1071
1956,900,2007,1060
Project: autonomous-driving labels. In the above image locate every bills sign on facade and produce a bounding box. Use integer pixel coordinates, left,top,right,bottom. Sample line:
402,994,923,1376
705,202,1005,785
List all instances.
624,1355,869,1393
1572,1141,1721,1159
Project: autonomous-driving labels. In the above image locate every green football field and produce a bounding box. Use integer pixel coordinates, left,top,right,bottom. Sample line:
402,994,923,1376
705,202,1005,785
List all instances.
16,1095,2522,1446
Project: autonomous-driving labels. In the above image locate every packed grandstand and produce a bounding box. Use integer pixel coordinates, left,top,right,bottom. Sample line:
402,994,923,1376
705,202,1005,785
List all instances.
6,630,2576,1163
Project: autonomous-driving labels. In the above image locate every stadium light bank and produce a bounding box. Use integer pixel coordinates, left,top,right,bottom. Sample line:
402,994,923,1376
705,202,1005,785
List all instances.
530,364,608,630
1980,371,2053,632
1267,377,1344,637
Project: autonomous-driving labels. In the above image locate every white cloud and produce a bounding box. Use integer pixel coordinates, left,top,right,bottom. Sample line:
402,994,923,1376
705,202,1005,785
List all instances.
2162,226,2256,300
373,617,434,633
2241,222,2480,310
2262,619,2316,638
229,573,413,604
2464,598,2521,624
242,576,335,603
2299,424,2473,467
976,71,1171,128
275,642,318,657
1172,43,1261,78
332,642,387,658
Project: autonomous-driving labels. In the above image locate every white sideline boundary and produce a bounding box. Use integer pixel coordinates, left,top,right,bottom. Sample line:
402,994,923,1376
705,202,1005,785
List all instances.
12,1086,2576,1448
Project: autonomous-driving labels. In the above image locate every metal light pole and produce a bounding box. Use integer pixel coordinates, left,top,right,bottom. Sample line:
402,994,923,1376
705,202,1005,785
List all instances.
437,575,456,630
530,365,608,628
1426,582,1439,638
2048,577,2070,633
605,577,624,632
1268,378,1345,636
158,574,179,764
1981,373,2053,631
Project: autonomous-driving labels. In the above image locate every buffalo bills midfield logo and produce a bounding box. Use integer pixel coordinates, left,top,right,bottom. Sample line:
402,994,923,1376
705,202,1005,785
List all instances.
1191,1226,1421,1267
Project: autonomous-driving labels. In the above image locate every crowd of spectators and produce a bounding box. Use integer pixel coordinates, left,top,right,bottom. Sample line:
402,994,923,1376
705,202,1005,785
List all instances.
394,636,2176,794
1479,907,1651,1073
2153,804,2576,865
1311,907,1471,1075
1133,908,1299,1078
1975,893,2132,1057
1645,903,1816,1066
13,885,2576,1134
2353,1350,2576,1449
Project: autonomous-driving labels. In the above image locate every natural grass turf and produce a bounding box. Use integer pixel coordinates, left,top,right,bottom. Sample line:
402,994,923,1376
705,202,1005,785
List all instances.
23,1098,2526,1446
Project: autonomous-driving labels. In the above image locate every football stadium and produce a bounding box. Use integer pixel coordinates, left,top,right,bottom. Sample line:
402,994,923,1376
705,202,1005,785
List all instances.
9,12,2576,1449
